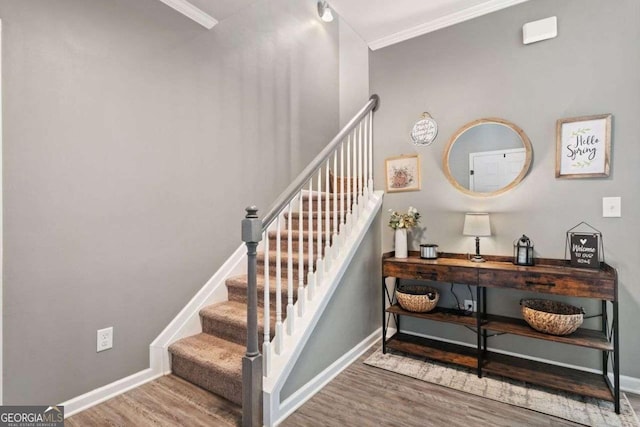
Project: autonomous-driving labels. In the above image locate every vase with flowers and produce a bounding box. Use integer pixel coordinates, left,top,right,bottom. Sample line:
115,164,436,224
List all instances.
388,206,421,258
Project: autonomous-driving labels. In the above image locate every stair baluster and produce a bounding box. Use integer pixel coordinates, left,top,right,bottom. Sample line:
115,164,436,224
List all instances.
368,111,374,195
358,121,363,216
286,202,294,335
275,216,283,355
324,161,331,271
316,169,323,285
297,192,305,317
263,226,271,375
340,142,345,238
346,135,352,233
352,128,358,223
363,115,369,204
307,179,315,300
333,152,339,255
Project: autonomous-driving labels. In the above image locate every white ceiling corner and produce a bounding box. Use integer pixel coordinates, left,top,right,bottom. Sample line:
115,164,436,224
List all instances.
330,0,531,50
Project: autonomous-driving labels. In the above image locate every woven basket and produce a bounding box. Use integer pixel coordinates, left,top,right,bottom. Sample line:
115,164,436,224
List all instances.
396,285,440,313
521,299,584,336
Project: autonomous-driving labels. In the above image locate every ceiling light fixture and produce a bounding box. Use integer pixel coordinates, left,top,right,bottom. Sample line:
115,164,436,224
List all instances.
317,1,334,22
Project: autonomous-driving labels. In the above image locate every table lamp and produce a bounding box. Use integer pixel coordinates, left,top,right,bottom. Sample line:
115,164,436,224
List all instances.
463,213,491,262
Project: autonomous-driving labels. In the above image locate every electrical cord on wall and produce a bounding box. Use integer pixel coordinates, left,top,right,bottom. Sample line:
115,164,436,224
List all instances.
450,283,474,316
450,283,462,310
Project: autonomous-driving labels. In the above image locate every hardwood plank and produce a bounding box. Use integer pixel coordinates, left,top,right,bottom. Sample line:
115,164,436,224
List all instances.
482,351,614,402
387,304,478,326
483,313,613,350
66,374,240,427
283,346,581,427
386,333,478,369
627,393,640,415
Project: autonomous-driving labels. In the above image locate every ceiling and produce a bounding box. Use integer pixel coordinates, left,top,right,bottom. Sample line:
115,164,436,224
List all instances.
330,0,530,50
158,0,529,50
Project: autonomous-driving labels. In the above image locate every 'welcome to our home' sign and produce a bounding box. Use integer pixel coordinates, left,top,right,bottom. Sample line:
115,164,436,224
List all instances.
569,233,599,268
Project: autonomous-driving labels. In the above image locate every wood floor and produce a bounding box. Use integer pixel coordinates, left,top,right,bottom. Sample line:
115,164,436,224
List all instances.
65,375,241,426
67,346,640,426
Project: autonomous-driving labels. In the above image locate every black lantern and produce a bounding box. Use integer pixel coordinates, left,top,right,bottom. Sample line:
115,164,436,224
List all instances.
513,235,534,266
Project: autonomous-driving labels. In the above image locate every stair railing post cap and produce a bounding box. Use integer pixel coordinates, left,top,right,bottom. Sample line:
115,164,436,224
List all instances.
242,206,263,243
245,206,259,218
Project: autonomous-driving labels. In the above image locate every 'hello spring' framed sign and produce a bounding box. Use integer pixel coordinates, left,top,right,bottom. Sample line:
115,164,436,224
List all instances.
555,114,612,178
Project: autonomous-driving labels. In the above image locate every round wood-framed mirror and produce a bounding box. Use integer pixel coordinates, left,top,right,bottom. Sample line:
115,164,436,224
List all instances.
442,117,532,197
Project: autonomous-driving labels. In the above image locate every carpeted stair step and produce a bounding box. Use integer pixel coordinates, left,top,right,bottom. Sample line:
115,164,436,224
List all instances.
301,194,343,211
168,333,243,405
226,274,301,309
267,230,330,254
256,250,314,278
301,191,362,206
200,301,275,347
285,211,342,230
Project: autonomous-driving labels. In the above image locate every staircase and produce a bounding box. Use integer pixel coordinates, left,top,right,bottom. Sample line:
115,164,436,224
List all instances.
157,95,380,426
167,205,317,405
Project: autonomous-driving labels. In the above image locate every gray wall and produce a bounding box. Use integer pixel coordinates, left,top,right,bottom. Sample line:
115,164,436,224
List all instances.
281,211,382,401
371,0,640,377
1,0,339,404
338,18,370,127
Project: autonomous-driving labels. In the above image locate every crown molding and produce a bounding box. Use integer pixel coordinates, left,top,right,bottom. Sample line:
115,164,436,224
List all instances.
157,0,218,29
369,0,530,50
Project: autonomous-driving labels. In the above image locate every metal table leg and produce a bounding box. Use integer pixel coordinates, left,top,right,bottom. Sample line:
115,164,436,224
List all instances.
476,285,483,378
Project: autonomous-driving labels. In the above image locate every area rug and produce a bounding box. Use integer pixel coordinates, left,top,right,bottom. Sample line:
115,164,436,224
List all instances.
364,347,640,427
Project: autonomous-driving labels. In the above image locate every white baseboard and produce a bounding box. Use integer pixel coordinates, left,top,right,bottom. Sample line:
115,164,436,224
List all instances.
60,368,163,418
399,329,640,395
615,374,640,396
275,328,381,426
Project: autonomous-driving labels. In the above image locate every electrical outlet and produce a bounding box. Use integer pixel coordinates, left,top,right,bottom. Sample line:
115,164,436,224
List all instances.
97,327,113,352
463,299,477,312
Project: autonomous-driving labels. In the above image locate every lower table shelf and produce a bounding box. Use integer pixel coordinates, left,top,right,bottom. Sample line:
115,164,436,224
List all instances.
385,333,614,402
386,333,477,370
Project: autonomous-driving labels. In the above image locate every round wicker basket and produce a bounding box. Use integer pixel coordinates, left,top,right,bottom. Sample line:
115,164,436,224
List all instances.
396,285,440,313
521,299,584,336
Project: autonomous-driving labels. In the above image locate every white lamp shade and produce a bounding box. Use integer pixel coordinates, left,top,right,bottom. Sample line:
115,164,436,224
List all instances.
463,213,491,237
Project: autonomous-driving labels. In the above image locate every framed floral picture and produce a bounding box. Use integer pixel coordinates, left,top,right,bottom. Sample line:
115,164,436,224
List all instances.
385,154,421,193
556,114,612,178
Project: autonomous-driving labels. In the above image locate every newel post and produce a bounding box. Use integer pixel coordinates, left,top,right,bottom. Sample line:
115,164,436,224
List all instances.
242,206,263,427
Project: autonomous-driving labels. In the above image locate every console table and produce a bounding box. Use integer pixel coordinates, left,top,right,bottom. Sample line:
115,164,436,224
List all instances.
381,252,620,413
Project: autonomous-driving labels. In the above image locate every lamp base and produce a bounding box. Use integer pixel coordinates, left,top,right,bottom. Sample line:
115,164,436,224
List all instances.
470,255,486,263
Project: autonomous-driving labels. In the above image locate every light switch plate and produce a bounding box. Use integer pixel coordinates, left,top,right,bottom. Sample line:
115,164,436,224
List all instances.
602,197,621,217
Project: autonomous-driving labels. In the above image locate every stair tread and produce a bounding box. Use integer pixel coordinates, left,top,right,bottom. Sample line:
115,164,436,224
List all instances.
200,301,274,329
267,230,329,238
258,250,312,261
169,333,243,405
285,211,339,219
226,274,302,293
169,334,243,375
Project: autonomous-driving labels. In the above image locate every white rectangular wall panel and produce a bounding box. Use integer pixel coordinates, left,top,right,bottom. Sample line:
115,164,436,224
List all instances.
523,16,557,45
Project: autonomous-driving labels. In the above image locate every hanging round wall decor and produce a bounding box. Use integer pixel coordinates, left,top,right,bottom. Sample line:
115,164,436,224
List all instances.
410,112,438,146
